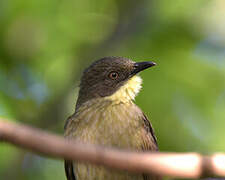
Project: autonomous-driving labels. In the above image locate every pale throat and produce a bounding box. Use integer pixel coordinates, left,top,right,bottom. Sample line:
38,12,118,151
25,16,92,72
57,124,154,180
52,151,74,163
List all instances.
104,75,142,104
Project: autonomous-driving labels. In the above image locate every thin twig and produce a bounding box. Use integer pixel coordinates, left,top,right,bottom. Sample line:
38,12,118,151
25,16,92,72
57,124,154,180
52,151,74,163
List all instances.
0,119,224,178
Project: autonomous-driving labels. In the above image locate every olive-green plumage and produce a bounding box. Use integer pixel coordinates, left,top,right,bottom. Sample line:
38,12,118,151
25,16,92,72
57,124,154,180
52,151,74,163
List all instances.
64,57,160,180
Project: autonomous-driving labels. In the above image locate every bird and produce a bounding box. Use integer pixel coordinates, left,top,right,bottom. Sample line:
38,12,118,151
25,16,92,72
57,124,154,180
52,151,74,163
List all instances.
64,56,160,180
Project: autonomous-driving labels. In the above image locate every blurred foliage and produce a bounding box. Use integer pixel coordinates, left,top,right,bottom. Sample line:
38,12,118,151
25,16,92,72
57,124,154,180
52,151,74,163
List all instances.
0,0,225,179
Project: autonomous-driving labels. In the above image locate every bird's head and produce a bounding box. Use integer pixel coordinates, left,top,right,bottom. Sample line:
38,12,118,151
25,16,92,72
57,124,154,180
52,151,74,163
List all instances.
77,56,156,107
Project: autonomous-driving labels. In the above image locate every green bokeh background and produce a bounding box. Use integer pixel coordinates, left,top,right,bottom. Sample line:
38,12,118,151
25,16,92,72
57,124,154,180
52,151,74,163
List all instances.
1,0,225,179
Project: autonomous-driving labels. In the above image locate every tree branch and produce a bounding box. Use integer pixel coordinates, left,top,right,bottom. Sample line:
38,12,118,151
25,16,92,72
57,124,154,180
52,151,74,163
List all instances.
0,119,224,178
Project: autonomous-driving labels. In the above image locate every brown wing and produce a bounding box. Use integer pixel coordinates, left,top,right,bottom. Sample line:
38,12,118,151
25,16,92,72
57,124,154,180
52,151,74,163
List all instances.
142,113,158,151
141,113,161,180
65,160,76,180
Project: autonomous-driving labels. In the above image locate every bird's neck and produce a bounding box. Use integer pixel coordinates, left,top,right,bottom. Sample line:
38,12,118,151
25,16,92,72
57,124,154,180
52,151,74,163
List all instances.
104,75,142,104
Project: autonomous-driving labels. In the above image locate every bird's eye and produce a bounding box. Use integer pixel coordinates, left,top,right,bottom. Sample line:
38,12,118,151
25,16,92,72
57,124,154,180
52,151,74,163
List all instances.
108,71,119,80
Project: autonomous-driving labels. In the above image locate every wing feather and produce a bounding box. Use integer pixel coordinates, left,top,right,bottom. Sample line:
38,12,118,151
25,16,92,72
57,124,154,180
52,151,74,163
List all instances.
65,160,76,180
142,113,158,151
141,112,161,180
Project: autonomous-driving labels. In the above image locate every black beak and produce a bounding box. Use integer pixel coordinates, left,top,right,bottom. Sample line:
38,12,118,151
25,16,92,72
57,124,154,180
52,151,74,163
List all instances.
131,61,156,75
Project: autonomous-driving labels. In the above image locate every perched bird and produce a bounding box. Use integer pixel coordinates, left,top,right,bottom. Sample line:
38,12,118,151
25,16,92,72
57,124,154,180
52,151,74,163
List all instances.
64,56,159,180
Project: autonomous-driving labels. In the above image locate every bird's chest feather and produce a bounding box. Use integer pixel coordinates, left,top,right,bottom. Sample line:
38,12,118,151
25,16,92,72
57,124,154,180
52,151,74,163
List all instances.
65,102,148,179
66,101,144,149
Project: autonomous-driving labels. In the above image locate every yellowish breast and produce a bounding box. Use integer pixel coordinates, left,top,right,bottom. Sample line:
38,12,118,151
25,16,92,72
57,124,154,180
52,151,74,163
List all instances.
65,101,148,180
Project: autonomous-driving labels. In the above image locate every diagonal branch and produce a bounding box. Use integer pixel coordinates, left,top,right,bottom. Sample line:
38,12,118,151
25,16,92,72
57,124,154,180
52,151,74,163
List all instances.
0,119,224,178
